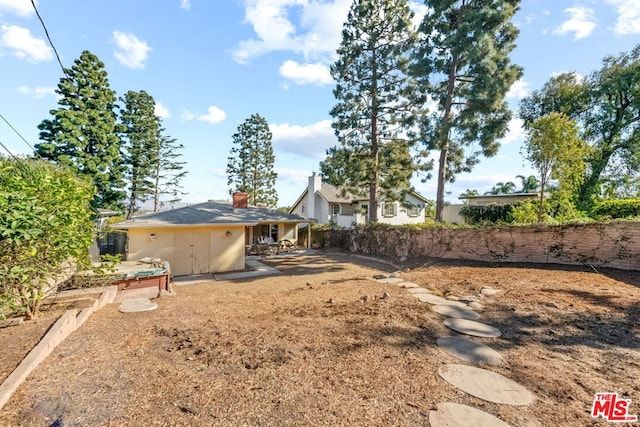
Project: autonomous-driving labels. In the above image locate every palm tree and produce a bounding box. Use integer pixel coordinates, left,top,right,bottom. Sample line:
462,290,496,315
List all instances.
486,181,516,195
460,188,479,197
516,174,540,193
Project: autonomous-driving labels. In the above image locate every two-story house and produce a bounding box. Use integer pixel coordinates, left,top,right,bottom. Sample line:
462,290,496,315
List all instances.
289,174,430,227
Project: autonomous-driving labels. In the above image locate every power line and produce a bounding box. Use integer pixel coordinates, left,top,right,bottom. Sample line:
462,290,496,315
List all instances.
0,112,42,158
0,138,24,163
30,0,67,76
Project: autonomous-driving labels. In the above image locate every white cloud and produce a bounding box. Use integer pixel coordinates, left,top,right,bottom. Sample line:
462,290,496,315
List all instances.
0,0,34,17
506,79,530,100
270,119,336,158
500,118,525,145
113,31,151,69
180,0,191,10
233,0,350,64
279,60,332,85
154,102,171,119
605,0,640,35
553,7,596,40
0,24,52,62
18,85,56,99
183,106,227,124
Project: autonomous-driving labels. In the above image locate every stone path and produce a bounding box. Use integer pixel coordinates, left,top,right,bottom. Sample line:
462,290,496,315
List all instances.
431,304,481,320
429,402,511,427
443,318,501,338
436,336,503,366
438,364,534,406
374,274,536,426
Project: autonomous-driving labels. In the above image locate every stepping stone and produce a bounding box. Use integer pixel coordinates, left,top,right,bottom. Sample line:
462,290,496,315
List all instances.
439,364,534,406
432,304,481,320
429,402,511,427
413,294,468,308
437,336,503,365
398,282,420,288
119,298,158,313
375,277,404,284
443,318,501,338
480,286,502,296
407,287,433,294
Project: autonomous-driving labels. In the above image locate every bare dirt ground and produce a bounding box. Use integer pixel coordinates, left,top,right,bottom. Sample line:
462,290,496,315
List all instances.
0,250,638,426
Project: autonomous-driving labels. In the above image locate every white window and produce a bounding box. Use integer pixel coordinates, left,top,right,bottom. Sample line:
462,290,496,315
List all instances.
407,205,420,217
383,202,397,217
332,204,341,215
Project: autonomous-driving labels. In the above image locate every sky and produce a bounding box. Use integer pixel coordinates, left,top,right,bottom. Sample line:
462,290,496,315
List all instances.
1,0,639,208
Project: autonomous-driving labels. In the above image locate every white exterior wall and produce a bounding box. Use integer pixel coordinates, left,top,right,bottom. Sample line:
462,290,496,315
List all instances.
442,204,466,224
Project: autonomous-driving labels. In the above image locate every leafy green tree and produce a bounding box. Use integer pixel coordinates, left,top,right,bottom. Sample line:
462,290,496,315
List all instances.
324,0,426,222
0,158,95,319
226,114,278,208
519,45,640,209
522,112,590,222
152,133,187,212
35,50,125,211
516,174,540,193
413,0,523,221
120,90,161,219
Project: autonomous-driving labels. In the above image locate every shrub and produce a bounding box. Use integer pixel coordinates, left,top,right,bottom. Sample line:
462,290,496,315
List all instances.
591,199,640,220
0,159,96,319
459,203,515,224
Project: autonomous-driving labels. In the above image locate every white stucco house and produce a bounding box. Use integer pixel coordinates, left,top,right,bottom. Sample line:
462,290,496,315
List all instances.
289,174,430,228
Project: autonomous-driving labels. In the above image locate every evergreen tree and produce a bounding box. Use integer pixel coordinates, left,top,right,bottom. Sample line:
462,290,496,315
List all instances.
324,0,425,222
226,114,278,208
35,50,125,210
120,90,161,218
152,133,187,212
414,0,523,221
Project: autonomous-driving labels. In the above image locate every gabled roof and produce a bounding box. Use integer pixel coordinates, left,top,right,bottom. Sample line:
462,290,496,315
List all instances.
289,181,430,214
112,200,309,229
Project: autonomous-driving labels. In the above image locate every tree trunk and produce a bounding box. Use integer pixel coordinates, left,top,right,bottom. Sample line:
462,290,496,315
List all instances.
369,46,379,223
435,50,460,222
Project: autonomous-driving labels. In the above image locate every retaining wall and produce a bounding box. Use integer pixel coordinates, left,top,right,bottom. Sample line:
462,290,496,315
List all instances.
325,221,640,271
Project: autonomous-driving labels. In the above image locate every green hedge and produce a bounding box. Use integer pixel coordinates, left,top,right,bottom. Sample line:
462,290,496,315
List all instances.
591,199,640,219
459,203,514,224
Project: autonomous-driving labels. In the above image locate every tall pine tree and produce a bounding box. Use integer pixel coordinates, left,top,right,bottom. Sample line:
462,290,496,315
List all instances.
226,114,278,208
323,0,425,222
414,0,522,221
120,90,161,219
35,50,125,210
152,133,187,212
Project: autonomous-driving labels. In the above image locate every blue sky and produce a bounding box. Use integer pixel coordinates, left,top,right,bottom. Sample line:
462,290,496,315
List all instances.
1,0,639,207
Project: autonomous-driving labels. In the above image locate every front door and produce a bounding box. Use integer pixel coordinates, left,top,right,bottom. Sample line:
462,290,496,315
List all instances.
174,231,210,275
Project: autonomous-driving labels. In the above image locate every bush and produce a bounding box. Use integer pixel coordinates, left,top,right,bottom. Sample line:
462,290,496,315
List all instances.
459,203,515,224
591,199,640,220
0,159,96,319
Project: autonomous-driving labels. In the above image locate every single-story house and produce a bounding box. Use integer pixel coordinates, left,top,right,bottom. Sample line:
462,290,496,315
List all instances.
289,174,430,227
443,192,544,223
111,193,309,276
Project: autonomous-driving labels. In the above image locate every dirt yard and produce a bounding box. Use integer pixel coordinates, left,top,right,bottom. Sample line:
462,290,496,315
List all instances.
0,250,638,426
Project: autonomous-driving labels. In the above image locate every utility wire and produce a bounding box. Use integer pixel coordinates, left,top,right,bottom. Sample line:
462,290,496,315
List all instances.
30,0,67,77
0,138,24,163
0,112,42,158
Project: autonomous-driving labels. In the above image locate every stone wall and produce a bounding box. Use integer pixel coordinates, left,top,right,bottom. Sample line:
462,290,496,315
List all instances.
325,221,640,271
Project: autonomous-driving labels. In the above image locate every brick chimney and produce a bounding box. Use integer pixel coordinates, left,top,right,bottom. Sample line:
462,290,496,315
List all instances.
232,192,248,209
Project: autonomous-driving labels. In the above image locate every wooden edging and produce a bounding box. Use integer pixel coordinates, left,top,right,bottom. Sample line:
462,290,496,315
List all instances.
0,288,117,410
